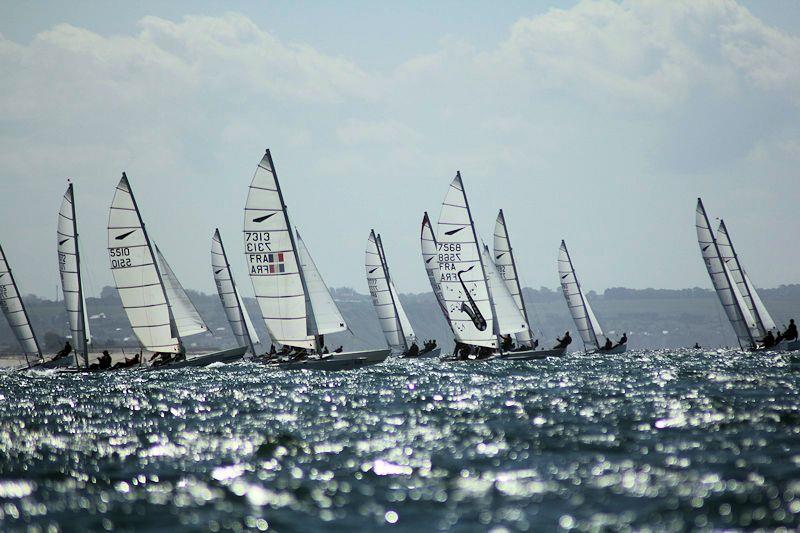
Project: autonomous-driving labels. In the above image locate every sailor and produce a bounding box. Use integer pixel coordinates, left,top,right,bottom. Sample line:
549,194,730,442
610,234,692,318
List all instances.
602,338,613,351
761,330,775,349
554,331,572,349
323,346,329,354
113,352,141,369
98,350,112,369
54,341,72,360
693,343,701,349
501,335,514,351
407,342,419,358
334,346,343,353
784,319,798,341
614,333,628,347
269,344,277,355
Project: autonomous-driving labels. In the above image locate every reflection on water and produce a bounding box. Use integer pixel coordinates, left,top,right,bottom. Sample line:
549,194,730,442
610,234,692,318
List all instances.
1,349,799,531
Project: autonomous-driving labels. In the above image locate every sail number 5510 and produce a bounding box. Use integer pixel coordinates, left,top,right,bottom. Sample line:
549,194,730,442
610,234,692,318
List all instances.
109,247,132,268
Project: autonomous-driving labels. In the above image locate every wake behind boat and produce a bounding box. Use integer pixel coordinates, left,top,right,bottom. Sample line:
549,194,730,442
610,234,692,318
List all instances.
244,149,387,371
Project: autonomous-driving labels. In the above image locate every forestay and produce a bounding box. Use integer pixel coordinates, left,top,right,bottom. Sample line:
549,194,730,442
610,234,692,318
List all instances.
295,231,347,335
108,173,181,353
558,240,603,350
493,210,534,346
695,199,758,348
0,244,42,362
244,150,316,350
716,220,775,337
366,230,405,351
436,173,496,349
420,212,450,328
152,244,207,338
57,183,91,366
212,229,260,354
482,245,527,335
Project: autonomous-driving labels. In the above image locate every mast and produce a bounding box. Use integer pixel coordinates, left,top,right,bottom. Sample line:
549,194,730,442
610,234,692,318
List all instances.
69,183,89,367
216,228,256,356
265,149,320,352
562,240,598,351
498,209,534,343
124,172,183,353
376,233,407,351
460,172,499,348
697,199,755,349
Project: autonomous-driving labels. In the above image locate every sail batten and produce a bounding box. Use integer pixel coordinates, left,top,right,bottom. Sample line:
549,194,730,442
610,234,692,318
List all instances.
57,183,90,367
212,229,259,354
0,244,42,363
695,199,758,348
436,173,496,348
108,173,181,353
493,210,534,346
482,244,527,335
558,240,602,350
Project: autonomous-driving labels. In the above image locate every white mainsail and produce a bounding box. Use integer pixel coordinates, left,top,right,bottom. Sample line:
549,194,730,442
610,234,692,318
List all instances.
244,150,316,350
493,209,534,346
716,220,775,337
0,244,42,363
420,212,451,329
57,182,91,366
377,233,415,347
695,199,758,348
482,244,528,335
295,230,347,336
212,229,260,354
108,173,181,353
154,244,208,338
436,172,496,349
366,230,405,351
558,240,603,350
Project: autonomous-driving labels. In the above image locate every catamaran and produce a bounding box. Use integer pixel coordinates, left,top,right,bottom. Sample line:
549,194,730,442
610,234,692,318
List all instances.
107,173,246,370
244,149,388,370
493,210,566,358
435,172,536,361
56,182,91,369
212,229,261,356
0,244,45,368
366,230,439,358
695,198,760,351
558,240,627,354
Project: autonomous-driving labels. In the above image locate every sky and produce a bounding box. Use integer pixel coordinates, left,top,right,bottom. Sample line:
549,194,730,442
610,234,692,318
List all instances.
1,0,799,299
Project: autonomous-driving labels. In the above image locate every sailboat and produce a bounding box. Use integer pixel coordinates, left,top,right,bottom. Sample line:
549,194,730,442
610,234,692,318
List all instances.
212,229,261,356
366,230,438,358
244,148,388,370
0,244,44,368
57,182,91,369
695,199,759,350
435,172,534,361
107,173,246,370
558,240,626,354
493,210,565,358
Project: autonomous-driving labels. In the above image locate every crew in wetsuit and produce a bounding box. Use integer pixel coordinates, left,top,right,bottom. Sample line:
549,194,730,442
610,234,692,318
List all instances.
554,331,572,349
602,338,613,351
614,333,628,348
784,319,798,341
112,352,141,369
334,346,343,353
54,341,72,360
501,335,514,351
406,342,419,358
693,343,701,349
89,350,112,370
761,331,775,349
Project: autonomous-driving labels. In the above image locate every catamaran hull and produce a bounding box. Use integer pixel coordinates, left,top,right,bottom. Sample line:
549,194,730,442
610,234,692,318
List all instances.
592,344,627,355
501,346,568,360
148,346,248,370
269,349,390,371
753,339,800,353
29,356,73,370
441,352,503,363
401,347,441,359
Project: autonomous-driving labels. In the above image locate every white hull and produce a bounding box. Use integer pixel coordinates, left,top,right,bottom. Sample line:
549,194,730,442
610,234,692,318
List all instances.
400,347,441,359
150,346,248,370
502,346,567,360
441,351,502,363
263,348,390,371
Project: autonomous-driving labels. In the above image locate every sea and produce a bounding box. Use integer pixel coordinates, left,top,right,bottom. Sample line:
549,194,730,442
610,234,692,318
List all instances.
1,349,799,532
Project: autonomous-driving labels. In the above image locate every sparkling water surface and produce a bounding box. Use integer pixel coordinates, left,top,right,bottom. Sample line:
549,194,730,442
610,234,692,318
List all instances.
1,349,799,531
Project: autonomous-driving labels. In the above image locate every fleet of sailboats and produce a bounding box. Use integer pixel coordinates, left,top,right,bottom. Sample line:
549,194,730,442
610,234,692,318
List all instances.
2,154,797,372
